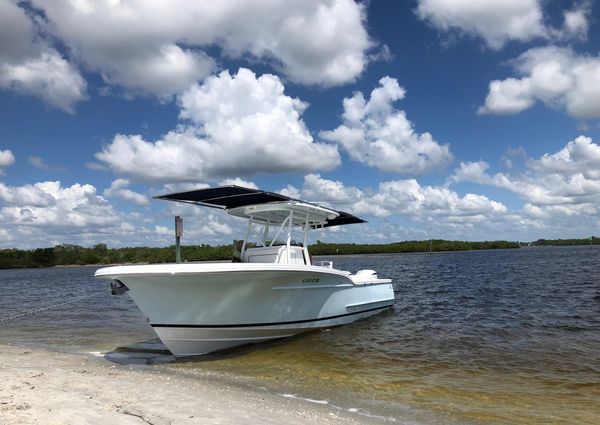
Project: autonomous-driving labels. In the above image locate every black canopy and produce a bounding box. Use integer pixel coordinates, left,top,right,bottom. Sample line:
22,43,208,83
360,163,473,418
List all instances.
155,185,365,228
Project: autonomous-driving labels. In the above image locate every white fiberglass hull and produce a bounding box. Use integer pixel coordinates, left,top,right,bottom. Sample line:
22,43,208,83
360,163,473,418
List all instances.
95,263,394,356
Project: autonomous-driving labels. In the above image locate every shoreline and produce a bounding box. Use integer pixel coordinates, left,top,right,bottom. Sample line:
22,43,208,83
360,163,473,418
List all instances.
0,247,524,271
2,239,597,270
0,343,391,425
0,244,591,270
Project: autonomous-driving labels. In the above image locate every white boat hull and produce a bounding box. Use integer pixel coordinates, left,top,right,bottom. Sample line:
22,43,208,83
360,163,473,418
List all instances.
95,263,394,356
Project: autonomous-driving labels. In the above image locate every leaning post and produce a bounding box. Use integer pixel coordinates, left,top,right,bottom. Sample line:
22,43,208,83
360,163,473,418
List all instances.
175,216,183,263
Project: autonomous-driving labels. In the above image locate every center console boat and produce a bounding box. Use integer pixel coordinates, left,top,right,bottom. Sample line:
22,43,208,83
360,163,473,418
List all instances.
95,186,395,356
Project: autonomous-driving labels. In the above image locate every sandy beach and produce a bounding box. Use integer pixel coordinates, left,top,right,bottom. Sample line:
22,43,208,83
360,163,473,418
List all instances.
0,343,388,425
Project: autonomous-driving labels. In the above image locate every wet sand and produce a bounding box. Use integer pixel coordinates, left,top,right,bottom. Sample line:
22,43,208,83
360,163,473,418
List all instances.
0,344,387,425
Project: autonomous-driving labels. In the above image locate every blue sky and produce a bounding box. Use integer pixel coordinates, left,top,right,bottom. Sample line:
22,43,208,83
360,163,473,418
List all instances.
1,0,599,248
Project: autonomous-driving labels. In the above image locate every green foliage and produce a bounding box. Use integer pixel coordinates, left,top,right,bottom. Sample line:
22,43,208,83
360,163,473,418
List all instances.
0,244,235,269
308,240,520,255
0,239,523,269
531,237,599,246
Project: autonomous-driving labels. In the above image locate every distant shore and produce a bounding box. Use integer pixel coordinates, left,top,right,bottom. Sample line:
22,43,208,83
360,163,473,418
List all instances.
0,343,385,425
0,238,597,269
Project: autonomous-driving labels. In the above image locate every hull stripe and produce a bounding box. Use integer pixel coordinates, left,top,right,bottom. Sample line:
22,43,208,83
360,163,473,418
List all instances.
151,304,393,329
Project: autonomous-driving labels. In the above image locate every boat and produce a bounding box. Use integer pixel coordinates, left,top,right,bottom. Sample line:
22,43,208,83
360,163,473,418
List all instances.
94,186,395,356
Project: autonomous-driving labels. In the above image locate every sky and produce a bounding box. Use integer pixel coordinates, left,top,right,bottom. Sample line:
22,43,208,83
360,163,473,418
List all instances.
1,0,600,249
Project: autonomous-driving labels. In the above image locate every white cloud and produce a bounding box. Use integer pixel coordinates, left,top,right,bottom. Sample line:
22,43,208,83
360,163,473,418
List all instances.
0,181,124,245
554,2,591,41
96,68,340,182
94,44,215,99
279,184,301,199
501,146,527,169
479,46,600,119
529,135,600,176
155,225,170,236
219,178,258,190
415,0,592,50
158,182,211,195
103,178,149,206
451,160,491,183
477,78,535,115
0,182,56,207
196,214,234,237
0,50,87,113
161,200,237,241
0,181,117,227
452,136,600,213
0,1,86,112
301,173,362,204
283,174,507,228
415,0,546,49
354,179,507,220
0,179,248,248
0,149,15,174
32,0,372,94
320,76,452,175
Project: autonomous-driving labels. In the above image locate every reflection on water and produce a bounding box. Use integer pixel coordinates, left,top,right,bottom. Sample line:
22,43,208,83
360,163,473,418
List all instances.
1,246,599,424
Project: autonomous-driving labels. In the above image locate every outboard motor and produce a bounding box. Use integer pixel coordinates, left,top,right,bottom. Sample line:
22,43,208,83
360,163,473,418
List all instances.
110,279,129,296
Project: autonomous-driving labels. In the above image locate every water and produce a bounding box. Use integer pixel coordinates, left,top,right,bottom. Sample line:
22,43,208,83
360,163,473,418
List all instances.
0,246,599,424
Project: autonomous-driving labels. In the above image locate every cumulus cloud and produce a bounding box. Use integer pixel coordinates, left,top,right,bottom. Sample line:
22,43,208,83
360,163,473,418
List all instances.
553,2,592,41
96,68,340,182
283,174,507,228
94,44,215,99
529,135,600,177
0,180,207,248
161,200,236,241
0,149,15,174
452,136,600,217
301,173,362,204
219,178,258,189
415,0,591,49
103,179,149,206
155,225,170,236
478,47,600,119
289,174,600,241
0,182,56,207
415,0,546,49
31,0,372,95
279,185,302,199
320,76,452,175
0,50,87,113
0,1,86,112
355,180,506,220
0,181,124,246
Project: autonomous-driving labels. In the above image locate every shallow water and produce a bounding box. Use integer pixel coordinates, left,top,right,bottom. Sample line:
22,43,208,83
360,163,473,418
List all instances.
1,246,599,424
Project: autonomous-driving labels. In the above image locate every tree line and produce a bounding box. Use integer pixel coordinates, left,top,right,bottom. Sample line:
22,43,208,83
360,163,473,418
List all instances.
309,239,519,255
0,239,523,269
2,237,597,269
0,243,233,269
530,237,598,246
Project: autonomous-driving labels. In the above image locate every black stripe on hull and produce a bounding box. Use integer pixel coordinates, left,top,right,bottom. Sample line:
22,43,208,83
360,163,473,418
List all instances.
151,304,393,329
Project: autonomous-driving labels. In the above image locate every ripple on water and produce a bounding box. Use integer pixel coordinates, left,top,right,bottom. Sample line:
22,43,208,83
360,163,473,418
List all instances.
1,247,599,424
